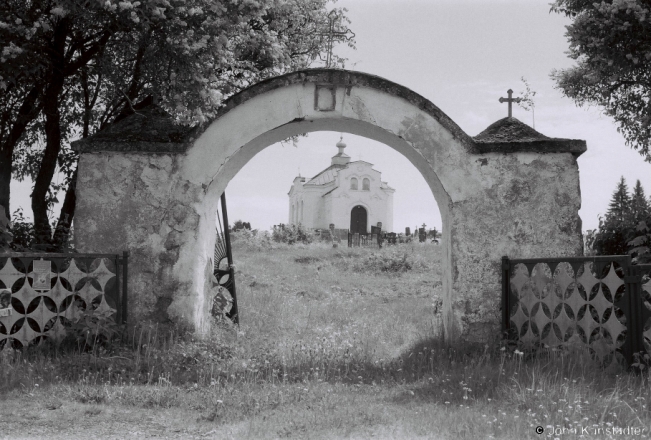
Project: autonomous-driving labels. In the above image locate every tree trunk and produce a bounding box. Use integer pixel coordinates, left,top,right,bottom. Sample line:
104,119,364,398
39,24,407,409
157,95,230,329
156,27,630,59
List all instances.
31,19,69,247
52,167,76,249
0,86,41,219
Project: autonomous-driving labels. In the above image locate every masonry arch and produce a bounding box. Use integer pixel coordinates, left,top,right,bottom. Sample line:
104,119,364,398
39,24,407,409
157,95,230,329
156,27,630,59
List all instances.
74,68,585,342
184,70,466,338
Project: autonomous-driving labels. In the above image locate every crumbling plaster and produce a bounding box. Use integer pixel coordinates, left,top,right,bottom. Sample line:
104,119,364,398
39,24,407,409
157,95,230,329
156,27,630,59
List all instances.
74,69,585,342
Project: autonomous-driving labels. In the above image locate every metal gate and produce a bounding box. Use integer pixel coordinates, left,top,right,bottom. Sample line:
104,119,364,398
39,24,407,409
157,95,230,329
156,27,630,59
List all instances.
213,193,238,323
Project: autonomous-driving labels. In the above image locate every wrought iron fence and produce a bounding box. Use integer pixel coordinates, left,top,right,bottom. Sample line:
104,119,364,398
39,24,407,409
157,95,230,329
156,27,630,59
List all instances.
502,255,651,367
348,232,383,248
0,252,128,350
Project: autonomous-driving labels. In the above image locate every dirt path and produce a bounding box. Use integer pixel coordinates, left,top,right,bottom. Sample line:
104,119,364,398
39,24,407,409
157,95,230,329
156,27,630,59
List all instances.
0,398,228,440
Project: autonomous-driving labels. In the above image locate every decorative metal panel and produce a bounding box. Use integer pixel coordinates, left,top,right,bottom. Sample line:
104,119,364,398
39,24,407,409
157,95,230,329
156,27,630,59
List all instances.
0,254,125,350
508,260,627,368
641,274,651,354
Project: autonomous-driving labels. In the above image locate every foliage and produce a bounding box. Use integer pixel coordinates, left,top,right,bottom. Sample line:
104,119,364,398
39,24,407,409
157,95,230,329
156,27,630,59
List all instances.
63,306,124,353
1,0,356,243
517,76,536,128
629,219,651,264
8,208,34,251
271,223,314,245
592,176,651,262
550,0,651,162
229,228,273,251
0,205,12,252
353,250,412,273
230,220,251,232
8,208,74,252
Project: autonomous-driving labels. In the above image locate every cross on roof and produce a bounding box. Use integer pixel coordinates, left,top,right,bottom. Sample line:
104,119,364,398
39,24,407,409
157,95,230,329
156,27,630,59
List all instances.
499,89,522,118
319,10,355,68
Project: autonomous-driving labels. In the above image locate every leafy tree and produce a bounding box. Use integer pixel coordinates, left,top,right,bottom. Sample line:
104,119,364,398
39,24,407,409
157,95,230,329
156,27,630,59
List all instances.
230,220,251,232
550,0,651,162
517,76,536,129
1,0,354,249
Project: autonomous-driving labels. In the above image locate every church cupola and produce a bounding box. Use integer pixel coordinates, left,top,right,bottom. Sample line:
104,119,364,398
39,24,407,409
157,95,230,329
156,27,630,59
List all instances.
331,137,351,166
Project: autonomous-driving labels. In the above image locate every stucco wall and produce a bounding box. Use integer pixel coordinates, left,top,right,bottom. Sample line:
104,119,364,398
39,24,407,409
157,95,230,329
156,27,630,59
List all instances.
75,152,215,331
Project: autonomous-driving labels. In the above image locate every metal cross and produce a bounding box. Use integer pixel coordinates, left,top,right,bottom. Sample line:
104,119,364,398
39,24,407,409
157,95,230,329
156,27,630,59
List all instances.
319,10,355,68
499,89,522,118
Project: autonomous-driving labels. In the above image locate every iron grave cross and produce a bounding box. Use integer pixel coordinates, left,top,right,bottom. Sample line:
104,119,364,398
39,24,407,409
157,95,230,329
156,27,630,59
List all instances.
319,10,355,68
499,89,522,118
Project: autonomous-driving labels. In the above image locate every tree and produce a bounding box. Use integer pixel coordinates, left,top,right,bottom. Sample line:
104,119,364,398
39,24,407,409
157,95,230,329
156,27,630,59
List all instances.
593,176,631,255
231,220,251,232
550,0,651,162
592,176,651,262
630,179,650,223
517,76,536,129
1,0,354,249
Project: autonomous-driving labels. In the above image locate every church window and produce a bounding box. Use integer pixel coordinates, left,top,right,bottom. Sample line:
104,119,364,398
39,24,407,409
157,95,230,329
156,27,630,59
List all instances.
300,201,304,222
362,178,370,191
350,178,358,190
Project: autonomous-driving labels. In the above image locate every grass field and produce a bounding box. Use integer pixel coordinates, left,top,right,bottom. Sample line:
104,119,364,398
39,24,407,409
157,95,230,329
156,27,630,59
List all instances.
1,238,651,439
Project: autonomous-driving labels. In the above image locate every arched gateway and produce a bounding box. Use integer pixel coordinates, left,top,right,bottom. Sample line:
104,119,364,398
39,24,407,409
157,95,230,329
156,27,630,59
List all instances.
72,69,586,341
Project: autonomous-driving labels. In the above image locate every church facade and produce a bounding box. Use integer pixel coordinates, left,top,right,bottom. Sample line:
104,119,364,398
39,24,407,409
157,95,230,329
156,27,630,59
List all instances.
288,139,395,234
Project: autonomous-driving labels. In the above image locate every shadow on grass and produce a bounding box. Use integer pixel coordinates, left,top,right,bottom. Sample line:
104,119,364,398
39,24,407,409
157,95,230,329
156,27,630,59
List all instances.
0,321,633,407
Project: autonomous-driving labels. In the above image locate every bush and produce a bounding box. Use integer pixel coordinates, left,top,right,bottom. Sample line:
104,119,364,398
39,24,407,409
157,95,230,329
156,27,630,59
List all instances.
353,251,412,273
7,208,74,252
271,224,314,245
229,229,273,251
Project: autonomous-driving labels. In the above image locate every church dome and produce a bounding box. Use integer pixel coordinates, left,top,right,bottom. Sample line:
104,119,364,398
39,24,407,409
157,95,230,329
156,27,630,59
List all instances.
332,137,350,166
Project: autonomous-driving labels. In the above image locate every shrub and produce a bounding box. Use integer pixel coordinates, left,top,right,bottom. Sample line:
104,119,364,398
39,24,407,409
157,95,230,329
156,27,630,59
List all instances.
8,208,74,252
353,251,412,273
229,228,273,251
62,306,124,353
271,223,314,245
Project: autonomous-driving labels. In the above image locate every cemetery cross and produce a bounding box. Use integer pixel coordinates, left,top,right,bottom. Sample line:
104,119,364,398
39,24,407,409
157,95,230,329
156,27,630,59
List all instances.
498,89,522,118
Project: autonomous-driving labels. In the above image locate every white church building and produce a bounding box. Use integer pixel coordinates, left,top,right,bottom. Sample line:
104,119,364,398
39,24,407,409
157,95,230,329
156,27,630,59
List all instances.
288,139,395,234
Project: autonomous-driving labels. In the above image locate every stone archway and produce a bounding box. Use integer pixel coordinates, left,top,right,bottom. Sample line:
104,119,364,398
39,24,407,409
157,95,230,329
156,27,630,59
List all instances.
73,69,586,341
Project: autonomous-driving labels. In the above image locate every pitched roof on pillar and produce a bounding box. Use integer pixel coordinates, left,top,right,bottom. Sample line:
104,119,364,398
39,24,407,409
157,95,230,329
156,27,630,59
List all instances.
71,104,198,153
473,117,586,157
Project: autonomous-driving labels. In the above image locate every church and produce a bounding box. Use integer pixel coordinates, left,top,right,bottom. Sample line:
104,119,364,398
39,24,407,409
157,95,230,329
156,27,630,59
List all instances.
288,138,395,234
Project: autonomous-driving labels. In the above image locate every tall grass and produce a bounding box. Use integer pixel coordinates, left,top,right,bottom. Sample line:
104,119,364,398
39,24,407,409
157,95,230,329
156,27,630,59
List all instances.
1,241,650,438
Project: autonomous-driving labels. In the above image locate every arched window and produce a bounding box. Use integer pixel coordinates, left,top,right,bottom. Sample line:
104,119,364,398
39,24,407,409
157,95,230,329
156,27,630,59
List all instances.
362,178,370,191
350,178,358,190
290,204,294,224
300,200,304,223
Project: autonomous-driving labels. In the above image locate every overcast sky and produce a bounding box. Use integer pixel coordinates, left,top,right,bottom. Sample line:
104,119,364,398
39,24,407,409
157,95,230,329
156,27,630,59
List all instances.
10,0,651,234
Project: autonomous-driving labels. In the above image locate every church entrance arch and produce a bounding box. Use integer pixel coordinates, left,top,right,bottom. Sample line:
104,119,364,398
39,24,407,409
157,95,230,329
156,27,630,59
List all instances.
350,205,368,235
73,69,585,342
